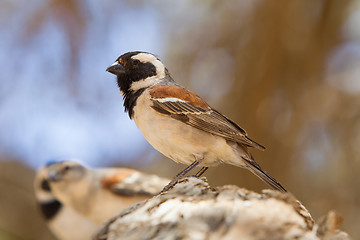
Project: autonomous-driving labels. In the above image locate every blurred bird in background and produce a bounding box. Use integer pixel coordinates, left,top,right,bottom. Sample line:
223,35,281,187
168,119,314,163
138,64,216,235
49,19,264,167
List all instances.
34,165,100,240
106,51,286,192
42,160,169,224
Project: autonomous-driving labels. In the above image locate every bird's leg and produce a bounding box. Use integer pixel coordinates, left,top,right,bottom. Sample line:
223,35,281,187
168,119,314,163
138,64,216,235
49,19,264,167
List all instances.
160,158,203,193
194,167,208,177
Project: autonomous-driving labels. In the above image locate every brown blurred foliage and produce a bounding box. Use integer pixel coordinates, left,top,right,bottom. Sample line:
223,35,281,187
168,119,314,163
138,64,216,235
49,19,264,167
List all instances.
154,0,360,238
1,0,359,239
0,161,55,240
24,0,88,94
150,0,359,237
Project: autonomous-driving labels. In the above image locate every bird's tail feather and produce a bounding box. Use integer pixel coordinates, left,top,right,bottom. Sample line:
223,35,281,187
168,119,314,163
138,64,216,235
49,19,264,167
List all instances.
242,157,287,193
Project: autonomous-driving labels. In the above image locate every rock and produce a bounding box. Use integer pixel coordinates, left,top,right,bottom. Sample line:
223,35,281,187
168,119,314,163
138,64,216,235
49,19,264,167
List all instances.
95,177,349,240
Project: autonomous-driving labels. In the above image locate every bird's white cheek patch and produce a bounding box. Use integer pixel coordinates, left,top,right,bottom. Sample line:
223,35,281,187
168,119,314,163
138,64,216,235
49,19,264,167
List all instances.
36,191,55,202
130,78,161,92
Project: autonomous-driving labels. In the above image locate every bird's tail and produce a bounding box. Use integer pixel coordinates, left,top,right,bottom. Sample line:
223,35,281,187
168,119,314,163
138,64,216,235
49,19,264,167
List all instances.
241,156,287,193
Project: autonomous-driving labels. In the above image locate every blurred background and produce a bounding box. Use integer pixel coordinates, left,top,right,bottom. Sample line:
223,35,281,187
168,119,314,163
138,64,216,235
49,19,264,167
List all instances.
0,0,359,239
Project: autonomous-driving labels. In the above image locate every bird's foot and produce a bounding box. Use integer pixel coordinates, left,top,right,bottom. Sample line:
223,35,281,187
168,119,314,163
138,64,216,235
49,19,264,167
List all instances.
160,178,179,194
193,167,208,178
159,159,204,194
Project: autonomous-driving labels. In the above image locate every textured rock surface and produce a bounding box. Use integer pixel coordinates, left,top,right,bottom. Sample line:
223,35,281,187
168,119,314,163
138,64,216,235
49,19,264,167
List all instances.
95,177,349,240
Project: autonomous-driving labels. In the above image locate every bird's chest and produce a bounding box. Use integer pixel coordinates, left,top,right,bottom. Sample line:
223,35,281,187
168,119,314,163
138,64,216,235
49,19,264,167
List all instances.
132,92,231,166
133,92,203,164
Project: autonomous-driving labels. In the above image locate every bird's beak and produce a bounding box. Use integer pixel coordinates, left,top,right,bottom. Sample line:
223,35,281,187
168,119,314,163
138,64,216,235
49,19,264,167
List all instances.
106,62,125,75
48,171,62,182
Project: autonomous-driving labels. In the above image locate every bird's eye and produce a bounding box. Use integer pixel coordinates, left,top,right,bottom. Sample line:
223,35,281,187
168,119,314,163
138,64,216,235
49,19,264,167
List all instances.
132,59,140,65
64,166,70,171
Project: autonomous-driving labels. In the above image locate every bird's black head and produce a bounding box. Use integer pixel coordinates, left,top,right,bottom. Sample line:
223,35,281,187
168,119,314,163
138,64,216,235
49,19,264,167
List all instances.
106,51,167,118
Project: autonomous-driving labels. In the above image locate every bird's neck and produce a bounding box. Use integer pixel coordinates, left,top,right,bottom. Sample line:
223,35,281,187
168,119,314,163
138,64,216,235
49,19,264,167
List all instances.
116,74,137,119
122,88,146,119
117,72,174,119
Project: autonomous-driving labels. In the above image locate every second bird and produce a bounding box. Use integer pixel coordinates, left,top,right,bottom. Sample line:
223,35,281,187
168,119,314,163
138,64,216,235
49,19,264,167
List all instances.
46,160,169,224
106,51,286,192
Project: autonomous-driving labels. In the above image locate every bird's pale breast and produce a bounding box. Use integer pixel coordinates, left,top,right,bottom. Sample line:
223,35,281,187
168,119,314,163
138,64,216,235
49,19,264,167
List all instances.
133,91,239,166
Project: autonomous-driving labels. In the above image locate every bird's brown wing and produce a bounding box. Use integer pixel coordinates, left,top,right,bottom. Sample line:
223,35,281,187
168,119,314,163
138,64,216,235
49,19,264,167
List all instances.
101,169,169,196
150,87,265,151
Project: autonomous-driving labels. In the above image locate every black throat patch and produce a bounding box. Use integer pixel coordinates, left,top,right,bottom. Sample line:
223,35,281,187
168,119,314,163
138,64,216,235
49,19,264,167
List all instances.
122,88,146,119
116,64,156,119
39,200,62,220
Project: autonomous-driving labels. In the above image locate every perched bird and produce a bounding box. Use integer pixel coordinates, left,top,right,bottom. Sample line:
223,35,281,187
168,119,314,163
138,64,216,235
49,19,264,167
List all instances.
34,165,100,240
46,160,169,224
106,51,287,192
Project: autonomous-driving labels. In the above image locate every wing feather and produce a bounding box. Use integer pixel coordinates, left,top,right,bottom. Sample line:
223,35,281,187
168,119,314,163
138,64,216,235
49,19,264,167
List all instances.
242,157,287,192
101,170,169,196
151,100,265,150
